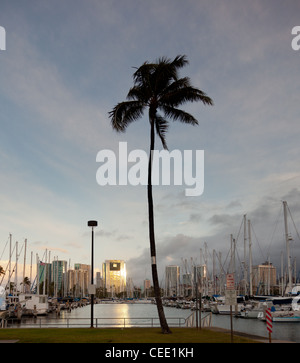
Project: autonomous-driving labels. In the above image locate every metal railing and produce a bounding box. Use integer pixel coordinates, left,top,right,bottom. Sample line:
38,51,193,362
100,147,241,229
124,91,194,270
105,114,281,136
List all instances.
2,316,188,329
185,312,212,328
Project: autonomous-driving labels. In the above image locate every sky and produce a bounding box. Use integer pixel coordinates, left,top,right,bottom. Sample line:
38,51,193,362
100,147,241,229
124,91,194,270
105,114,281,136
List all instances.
0,0,300,288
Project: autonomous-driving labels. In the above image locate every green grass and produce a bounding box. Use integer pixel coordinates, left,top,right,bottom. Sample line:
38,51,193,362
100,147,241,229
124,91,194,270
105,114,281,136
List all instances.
0,327,261,343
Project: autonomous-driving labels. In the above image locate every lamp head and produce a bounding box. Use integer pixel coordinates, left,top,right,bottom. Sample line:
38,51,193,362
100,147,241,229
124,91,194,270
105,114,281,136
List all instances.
88,220,98,227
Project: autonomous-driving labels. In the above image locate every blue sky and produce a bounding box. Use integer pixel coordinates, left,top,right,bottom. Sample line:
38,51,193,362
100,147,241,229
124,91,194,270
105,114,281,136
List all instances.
0,0,300,287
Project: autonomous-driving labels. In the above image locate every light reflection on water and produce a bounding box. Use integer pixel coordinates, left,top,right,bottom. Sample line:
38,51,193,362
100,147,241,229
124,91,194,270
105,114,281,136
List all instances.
8,303,300,342
16,303,190,329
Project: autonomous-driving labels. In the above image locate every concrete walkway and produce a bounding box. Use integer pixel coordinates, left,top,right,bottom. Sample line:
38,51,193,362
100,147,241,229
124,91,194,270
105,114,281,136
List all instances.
208,327,296,343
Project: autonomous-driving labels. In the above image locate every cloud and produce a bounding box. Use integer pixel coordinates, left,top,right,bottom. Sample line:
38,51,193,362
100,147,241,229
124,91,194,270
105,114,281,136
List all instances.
94,229,132,242
209,214,239,227
188,213,202,224
1,1,300,286
126,184,300,286
2,35,109,153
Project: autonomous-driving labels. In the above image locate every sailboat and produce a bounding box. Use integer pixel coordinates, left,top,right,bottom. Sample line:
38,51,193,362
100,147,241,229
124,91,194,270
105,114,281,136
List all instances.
0,286,8,326
0,286,6,311
271,296,300,322
18,293,49,316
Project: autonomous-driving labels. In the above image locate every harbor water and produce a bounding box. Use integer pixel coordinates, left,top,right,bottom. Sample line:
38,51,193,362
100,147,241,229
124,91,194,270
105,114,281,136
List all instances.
6,303,300,342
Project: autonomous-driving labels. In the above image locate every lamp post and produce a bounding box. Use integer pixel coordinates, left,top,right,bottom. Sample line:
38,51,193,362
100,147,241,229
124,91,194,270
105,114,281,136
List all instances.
88,220,98,328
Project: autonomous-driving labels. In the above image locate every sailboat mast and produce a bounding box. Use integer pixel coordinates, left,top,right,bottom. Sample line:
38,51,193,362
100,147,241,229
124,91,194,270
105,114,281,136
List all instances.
48,250,51,296
15,241,18,294
30,251,33,292
281,251,284,296
43,249,47,296
248,220,253,296
213,249,216,295
243,215,247,295
8,233,12,293
283,201,293,294
23,239,27,293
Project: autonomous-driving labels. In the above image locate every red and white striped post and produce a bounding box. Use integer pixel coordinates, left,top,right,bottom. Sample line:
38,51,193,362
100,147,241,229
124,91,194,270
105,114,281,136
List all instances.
266,308,272,343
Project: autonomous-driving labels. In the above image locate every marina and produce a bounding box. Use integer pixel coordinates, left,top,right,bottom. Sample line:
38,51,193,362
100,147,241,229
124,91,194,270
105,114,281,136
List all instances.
1,201,300,342
1,300,300,342
1,0,300,347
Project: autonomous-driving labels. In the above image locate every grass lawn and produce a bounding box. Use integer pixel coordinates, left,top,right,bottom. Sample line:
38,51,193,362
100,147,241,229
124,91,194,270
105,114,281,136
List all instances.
0,327,261,343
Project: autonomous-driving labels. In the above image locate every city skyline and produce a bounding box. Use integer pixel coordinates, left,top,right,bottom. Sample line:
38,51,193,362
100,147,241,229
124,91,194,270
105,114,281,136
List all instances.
1,1,300,288
0,239,291,297
1,199,299,288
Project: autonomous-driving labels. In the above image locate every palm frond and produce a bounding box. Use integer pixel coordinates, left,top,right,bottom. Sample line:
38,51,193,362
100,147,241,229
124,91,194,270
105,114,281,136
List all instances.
109,54,213,135
160,85,213,107
153,55,188,94
132,62,156,90
109,100,145,132
154,114,169,150
127,85,151,104
162,77,192,93
160,105,198,126
156,55,188,75
131,55,189,99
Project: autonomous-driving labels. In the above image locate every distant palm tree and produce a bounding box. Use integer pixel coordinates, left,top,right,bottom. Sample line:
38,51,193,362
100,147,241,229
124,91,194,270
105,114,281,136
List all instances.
9,282,14,294
109,55,213,333
0,266,5,277
21,277,31,293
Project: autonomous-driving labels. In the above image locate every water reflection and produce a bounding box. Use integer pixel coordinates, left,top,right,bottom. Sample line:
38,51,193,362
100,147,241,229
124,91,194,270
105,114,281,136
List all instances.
53,303,188,328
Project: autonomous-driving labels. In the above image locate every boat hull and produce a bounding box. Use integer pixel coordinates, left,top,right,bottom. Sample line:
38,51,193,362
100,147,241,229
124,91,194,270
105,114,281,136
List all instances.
273,316,300,322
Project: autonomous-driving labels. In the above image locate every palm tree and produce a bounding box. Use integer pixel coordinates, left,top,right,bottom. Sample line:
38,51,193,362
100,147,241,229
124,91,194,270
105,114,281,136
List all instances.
0,266,5,277
109,55,213,333
21,277,31,293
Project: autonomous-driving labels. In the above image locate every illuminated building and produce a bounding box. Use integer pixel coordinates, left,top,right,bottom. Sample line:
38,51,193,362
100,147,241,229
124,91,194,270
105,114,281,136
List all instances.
102,260,126,296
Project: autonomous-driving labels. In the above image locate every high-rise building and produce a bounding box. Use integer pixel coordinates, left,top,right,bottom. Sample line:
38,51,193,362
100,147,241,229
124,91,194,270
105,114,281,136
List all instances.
102,260,126,296
193,265,208,295
193,265,207,280
68,263,90,296
182,273,192,297
37,262,52,294
75,263,90,276
126,277,134,298
165,265,180,296
52,260,68,296
252,261,277,295
144,279,151,297
96,271,103,289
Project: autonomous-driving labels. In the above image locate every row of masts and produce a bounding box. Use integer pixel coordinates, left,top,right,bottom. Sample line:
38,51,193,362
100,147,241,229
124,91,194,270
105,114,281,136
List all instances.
229,201,296,295
1,236,62,296
169,201,298,297
1,201,298,297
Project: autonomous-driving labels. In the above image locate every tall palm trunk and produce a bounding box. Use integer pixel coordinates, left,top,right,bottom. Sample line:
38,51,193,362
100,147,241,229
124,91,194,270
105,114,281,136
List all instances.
147,113,171,334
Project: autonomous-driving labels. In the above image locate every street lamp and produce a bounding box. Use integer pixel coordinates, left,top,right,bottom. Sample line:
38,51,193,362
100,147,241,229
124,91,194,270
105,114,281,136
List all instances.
88,220,98,328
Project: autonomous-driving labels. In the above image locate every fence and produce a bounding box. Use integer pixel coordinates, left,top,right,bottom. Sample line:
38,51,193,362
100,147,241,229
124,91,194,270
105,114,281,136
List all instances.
185,312,212,328
1,312,212,329
1,316,188,329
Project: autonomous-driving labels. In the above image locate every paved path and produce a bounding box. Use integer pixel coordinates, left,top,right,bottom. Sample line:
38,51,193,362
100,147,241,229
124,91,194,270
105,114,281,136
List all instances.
208,327,296,343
